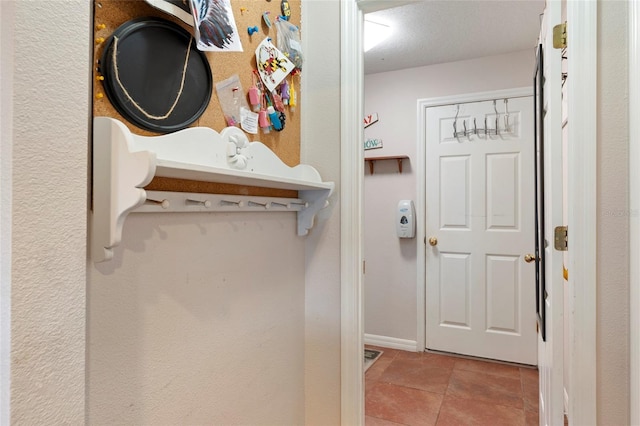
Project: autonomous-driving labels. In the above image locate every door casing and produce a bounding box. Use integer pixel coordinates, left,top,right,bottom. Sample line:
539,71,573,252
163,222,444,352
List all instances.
630,1,640,423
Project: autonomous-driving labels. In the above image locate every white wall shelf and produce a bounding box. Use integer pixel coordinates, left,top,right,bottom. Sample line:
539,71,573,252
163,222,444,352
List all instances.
91,117,334,263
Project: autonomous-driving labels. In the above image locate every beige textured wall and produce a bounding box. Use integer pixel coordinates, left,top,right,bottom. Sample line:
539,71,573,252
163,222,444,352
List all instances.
9,0,90,423
596,1,630,424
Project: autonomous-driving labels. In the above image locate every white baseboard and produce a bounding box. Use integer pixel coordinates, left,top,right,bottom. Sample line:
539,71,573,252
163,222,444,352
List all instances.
364,334,419,352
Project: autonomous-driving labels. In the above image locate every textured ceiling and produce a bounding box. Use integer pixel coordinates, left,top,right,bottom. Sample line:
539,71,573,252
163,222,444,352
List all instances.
364,0,545,75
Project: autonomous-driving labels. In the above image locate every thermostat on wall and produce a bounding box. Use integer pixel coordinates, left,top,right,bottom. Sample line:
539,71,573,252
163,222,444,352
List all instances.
396,200,415,238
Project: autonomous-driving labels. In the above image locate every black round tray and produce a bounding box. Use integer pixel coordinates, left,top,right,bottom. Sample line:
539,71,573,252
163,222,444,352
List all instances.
100,17,212,133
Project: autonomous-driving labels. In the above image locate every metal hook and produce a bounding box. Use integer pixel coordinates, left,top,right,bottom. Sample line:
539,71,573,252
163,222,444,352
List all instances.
503,99,510,132
453,104,460,137
493,100,499,135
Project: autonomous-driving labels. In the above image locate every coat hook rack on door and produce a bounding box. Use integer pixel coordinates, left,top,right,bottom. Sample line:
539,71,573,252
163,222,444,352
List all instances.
452,98,514,139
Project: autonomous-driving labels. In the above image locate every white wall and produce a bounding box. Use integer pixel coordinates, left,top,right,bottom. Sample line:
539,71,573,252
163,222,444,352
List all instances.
363,49,534,343
7,1,90,423
596,1,629,423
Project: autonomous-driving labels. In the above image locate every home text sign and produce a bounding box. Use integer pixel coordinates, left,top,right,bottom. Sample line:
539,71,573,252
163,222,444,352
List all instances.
364,138,383,150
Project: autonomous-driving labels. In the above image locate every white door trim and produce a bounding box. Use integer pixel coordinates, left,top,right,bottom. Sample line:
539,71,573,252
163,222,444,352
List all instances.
567,1,597,422
629,0,640,423
341,2,424,422
416,87,533,352
340,0,364,424
341,1,423,422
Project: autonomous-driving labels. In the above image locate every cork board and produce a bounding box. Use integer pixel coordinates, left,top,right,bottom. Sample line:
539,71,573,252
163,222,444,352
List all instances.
93,0,301,197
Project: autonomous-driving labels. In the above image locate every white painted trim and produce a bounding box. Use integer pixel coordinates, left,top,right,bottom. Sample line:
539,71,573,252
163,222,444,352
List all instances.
629,1,640,424
416,87,532,354
417,87,533,109
341,1,364,425
364,334,418,352
540,2,565,422
567,1,598,423
416,102,426,353
358,0,420,14
0,1,13,423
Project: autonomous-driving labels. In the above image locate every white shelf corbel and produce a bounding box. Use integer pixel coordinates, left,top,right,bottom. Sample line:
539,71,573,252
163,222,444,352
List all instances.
91,117,334,263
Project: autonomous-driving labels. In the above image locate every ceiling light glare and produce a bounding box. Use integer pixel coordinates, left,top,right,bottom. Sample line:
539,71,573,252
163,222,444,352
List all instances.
364,20,391,52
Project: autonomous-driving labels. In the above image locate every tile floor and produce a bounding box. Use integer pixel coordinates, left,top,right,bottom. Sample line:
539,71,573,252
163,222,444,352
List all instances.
365,346,539,426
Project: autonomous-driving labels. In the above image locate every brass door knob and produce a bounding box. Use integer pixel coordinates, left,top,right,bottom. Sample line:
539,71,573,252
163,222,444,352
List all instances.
524,254,537,263
428,237,438,246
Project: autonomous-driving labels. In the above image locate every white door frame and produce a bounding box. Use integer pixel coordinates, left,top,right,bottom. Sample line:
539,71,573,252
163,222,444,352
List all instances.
340,0,364,424
416,87,533,353
339,2,420,423
340,1,598,424
629,1,640,423
566,1,597,423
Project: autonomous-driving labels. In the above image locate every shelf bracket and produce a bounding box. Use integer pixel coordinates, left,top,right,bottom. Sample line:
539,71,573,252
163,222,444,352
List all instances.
365,155,409,174
91,118,156,263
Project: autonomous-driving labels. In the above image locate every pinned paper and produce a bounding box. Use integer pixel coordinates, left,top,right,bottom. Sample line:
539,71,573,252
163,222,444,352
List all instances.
190,0,243,51
255,38,295,92
240,107,259,134
145,0,193,26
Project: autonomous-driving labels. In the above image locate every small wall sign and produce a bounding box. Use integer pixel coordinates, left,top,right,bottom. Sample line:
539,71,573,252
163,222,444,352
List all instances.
364,138,383,150
364,113,379,128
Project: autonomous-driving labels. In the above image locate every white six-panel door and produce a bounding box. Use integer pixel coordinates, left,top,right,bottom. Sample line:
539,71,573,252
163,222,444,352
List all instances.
425,96,537,365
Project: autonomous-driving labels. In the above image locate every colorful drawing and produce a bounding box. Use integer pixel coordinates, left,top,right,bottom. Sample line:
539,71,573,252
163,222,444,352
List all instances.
189,0,243,51
255,38,295,92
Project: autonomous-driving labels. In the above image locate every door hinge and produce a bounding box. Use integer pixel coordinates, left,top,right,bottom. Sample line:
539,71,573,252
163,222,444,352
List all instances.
553,22,567,49
554,226,568,251
363,260,366,275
